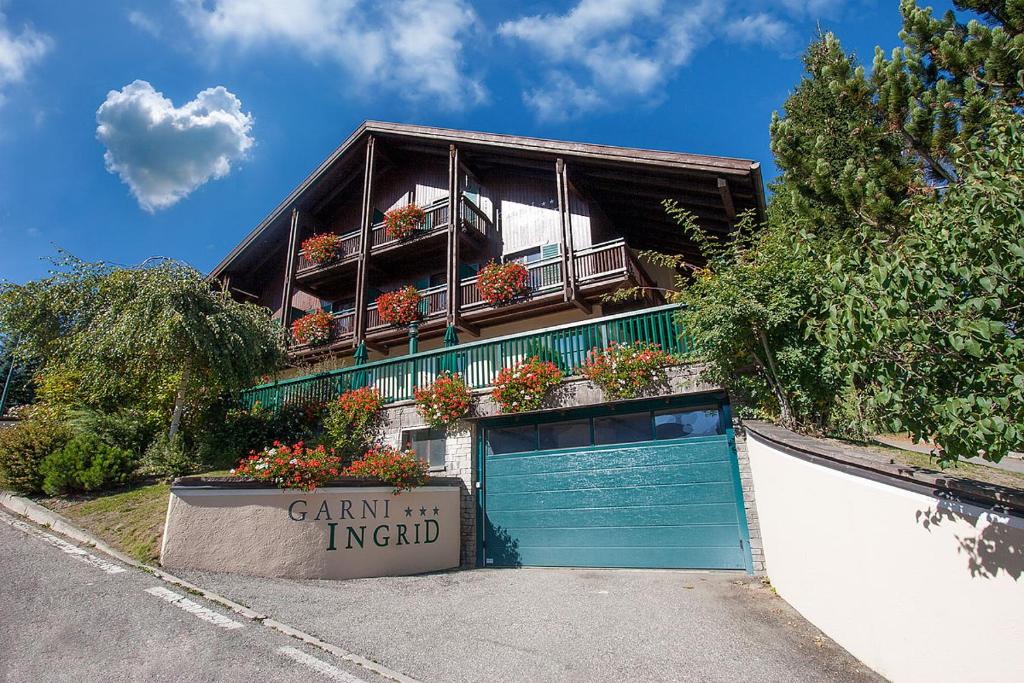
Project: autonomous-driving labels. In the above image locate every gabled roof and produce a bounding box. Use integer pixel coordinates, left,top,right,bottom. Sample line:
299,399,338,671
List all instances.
210,121,765,279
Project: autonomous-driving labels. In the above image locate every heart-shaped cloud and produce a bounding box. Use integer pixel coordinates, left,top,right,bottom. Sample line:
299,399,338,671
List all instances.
96,80,254,212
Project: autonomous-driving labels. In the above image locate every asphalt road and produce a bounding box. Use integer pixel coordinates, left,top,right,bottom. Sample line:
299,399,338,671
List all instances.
0,511,394,683
176,566,883,683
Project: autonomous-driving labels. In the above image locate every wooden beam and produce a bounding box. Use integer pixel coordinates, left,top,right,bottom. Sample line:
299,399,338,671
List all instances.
457,319,480,337
446,144,460,329
555,158,573,305
310,164,365,215
353,137,375,346
279,208,299,328
718,177,736,221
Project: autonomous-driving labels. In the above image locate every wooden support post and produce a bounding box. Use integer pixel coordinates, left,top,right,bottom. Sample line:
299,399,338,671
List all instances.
717,177,736,222
279,208,300,329
353,136,376,348
556,159,589,314
446,144,460,329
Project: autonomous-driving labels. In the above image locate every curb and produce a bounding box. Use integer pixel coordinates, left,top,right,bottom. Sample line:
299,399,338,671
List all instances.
0,491,420,683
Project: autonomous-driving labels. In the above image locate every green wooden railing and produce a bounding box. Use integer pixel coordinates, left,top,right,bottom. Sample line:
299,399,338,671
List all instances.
240,304,689,412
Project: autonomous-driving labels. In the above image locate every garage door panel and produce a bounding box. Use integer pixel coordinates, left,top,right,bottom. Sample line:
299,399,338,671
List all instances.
492,524,743,549
489,502,741,528
482,406,750,570
513,545,747,570
487,440,729,477
486,480,738,512
487,460,735,495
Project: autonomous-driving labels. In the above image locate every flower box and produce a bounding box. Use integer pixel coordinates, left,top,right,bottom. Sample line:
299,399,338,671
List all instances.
492,356,563,413
383,204,426,241
301,232,344,265
291,309,333,345
376,286,421,326
477,260,529,305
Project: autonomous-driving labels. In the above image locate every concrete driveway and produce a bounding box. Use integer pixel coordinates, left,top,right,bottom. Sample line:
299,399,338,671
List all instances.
175,567,881,683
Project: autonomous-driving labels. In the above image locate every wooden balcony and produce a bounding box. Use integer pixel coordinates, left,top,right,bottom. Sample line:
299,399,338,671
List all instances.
366,284,448,335
369,195,491,256
287,238,656,359
294,230,360,289
287,310,356,355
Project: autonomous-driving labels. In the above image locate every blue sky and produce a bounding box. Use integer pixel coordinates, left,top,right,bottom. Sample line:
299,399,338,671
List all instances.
0,0,957,284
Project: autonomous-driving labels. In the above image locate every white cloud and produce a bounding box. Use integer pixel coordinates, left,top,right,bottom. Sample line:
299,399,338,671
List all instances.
523,73,603,122
179,0,485,107
725,13,794,49
501,0,722,120
128,10,161,37
498,0,663,60
96,80,254,212
0,6,52,100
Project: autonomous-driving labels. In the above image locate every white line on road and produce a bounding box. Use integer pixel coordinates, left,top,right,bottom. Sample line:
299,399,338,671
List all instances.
279,646,369,683
144,586,244,630
0,512,126,574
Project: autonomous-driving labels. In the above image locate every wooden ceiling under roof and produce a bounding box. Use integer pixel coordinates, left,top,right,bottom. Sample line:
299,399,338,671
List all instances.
211,121,765,280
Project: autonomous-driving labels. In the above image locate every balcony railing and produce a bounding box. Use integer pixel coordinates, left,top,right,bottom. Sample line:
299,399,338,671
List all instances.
370,199,450,250
366,284,448,332
288,310,356,351
243,303,689,411
296,230,360,273
460,256,563,310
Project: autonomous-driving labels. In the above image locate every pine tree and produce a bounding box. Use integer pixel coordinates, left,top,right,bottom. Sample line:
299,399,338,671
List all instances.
872,0,1024,183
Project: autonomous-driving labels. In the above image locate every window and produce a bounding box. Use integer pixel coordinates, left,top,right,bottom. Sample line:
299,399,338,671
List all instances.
505,247,542,265
403,428,446,470
654,408,723,440
487,425,537,455
594,412,652,445
538,419,591,450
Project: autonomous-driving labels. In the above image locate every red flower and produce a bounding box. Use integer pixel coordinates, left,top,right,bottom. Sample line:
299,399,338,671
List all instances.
301,232,343,264
477,260,528,305
383,204,426,240
376,286,421,326
291,310,333,345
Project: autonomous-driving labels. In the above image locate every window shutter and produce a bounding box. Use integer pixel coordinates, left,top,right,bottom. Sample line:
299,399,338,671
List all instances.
458,263,478,279
541,243,560,260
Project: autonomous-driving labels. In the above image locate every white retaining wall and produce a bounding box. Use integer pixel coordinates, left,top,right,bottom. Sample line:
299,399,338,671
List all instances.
747,431,1024,683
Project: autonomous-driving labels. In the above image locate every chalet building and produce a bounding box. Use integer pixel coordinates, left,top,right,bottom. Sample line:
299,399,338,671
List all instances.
212,122,768,573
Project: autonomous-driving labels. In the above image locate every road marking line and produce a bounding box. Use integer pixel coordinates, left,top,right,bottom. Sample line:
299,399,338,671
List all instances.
0,512,126,574
279,646,369,683
144,586,244,630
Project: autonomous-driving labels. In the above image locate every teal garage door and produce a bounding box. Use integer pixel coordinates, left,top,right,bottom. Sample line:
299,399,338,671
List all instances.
480,401,751,570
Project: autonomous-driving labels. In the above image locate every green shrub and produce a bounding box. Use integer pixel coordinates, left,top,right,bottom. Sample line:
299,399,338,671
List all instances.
323,387,384,459
0,412,73,493
142,433,199,480
192,398,325,470
40,433,137,495
67,408,161,456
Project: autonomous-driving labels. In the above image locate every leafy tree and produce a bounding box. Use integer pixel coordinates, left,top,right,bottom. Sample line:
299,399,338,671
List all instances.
0,337,37,413
823,109,1024,463
0,255,285,440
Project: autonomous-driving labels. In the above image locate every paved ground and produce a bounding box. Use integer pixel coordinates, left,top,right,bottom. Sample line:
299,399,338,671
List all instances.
1,504,880,683
175,566,882,683
0,511,393,683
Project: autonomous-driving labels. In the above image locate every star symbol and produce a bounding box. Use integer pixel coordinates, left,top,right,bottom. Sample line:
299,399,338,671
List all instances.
419,506,427,516
404,507,413,517
432,506,439,516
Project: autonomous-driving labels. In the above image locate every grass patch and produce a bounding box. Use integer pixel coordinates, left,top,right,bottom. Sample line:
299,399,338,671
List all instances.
823,436,1024,490
38,470,230,565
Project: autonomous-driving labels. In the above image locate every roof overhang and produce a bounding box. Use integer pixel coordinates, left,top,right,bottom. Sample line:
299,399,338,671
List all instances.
209,121,766,280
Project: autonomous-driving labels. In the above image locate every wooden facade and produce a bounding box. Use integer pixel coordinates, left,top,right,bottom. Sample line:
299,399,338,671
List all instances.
211,122,765,362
